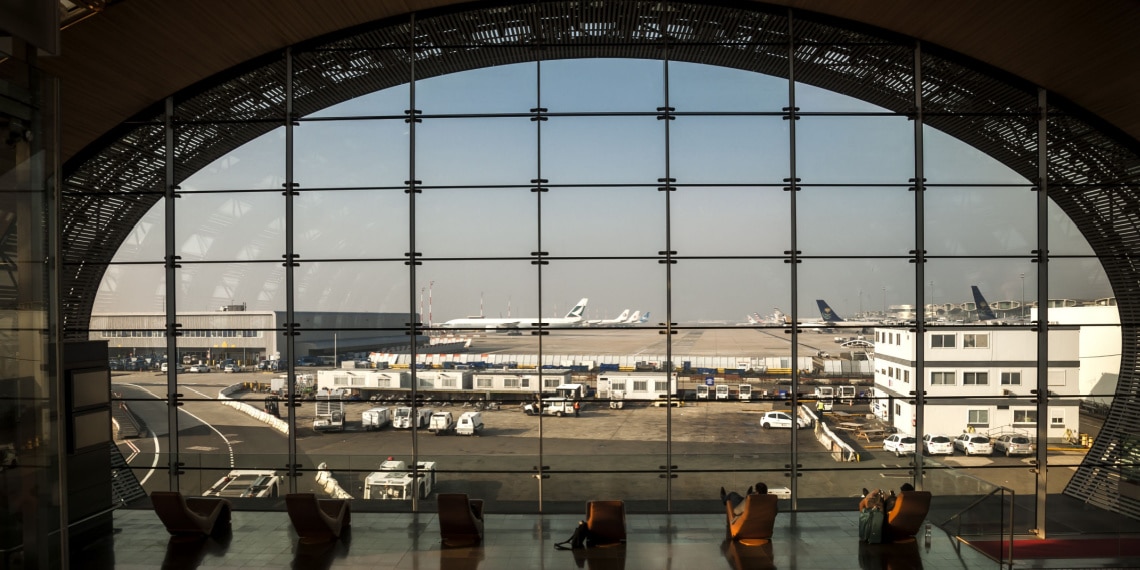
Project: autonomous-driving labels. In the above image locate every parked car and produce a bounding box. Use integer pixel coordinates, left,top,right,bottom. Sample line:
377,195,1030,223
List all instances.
994,434,1034,456
883,434,917,457
160,362,183,373
922,434,954,455
954,433,993,456
188,363,210,373
760,411,809,429
223,363,237,373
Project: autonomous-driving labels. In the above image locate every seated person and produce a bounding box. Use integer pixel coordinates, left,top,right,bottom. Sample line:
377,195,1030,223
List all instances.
858,483,913,512
721,482,768,518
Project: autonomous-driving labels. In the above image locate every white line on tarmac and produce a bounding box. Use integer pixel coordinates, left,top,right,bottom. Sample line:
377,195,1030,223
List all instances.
119,383,236,475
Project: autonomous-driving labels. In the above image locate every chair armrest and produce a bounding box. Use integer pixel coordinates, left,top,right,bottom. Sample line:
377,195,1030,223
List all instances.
317,499,350,526
469,499,485,520
184,497,229,518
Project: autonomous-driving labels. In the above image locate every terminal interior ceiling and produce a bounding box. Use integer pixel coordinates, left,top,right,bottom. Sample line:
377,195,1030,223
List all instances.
3,0,1140,565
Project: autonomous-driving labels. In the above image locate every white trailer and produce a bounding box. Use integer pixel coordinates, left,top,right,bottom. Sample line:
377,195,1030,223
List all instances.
596,372,678,409
393,406,433,429
362,407,391,431
696,384,710,399
715,384,730,400
362,459,437,500
738,384,753,401
203,470,281,498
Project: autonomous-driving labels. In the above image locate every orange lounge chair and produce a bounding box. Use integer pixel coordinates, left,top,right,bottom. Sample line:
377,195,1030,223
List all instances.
586,500,627,546
438,493,485,547
285,493,351,543
151,491,232,536
725,493,778,546
884,491,932,542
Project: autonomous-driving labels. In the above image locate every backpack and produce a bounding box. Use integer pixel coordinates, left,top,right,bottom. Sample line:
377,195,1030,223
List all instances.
555,520,590,550
859,507,886,544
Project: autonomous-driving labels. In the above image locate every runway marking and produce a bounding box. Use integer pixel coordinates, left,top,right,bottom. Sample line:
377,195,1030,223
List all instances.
124,439,140,464
119,383,236,475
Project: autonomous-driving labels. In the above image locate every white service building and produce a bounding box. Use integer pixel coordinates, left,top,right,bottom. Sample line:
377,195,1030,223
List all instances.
872,326,1081,442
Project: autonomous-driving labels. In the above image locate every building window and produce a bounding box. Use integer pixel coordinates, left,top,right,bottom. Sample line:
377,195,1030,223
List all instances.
544,378,561,388
1013,410,1038,425
613,381,626,392
376,378,390,388
964,372,989,385
476,377,492,388
1001,372,1021,386
964,333,989,348
520,378,530,388
334,375,348,386
441,377,457,388
1051,410,1065,428
904,370,910,383
931,334,955,348
931,371,954,385
503,378,520,388
968,409,989,427
633,380,648,392
655,380,669,391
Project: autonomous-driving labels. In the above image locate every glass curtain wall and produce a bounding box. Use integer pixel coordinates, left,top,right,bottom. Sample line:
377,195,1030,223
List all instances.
89,4,1122,529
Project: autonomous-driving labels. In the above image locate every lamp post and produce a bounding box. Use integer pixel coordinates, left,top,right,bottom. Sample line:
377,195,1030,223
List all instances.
1020,273,1026,320
882,287,887,317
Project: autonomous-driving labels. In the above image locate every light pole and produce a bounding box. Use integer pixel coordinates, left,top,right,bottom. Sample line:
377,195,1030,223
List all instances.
858,289,863,316
1020,273,1026,320
882,287,887,317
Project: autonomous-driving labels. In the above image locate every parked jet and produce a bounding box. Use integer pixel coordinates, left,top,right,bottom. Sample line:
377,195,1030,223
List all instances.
587,309,631,326
970,285,1027,323
440,298,588,330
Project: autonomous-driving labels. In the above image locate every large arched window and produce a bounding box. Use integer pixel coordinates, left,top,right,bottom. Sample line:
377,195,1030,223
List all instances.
69,3,1138,531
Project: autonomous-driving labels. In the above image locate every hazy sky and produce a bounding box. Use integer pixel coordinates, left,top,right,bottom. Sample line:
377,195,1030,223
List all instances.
97,59,1112,323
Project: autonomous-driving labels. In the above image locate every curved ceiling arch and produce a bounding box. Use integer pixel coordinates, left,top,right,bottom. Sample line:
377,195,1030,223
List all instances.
57,0,1140,517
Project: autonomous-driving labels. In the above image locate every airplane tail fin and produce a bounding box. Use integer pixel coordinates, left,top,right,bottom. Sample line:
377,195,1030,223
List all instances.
566,298,588,319
971,286,997,321
816,299,844,323
625,310,641,324
614,309,630,322
639,311,650,323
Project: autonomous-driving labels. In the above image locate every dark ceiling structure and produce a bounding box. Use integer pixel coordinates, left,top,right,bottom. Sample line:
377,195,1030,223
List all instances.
31,0,1140,519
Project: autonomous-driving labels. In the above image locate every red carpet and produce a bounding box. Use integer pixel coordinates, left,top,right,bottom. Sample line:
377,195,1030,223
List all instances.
971,537,1140,560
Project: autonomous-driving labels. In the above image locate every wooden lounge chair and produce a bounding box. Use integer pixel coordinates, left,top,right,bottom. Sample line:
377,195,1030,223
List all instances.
585,500,627,546
884,491,932,542
151,491,232,536
437,493,485,547
725,493,778,546
285,493,351,543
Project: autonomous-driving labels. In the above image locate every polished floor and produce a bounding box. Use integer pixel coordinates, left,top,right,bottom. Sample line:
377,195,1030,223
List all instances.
85,508,1020,570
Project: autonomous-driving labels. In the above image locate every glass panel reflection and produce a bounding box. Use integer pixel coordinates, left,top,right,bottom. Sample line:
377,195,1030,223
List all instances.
797,116,914,184
295,118,409,189
671,187,789,257
670,116,789,184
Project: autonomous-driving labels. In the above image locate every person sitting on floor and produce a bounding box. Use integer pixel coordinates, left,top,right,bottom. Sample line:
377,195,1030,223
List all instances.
721,482,769,518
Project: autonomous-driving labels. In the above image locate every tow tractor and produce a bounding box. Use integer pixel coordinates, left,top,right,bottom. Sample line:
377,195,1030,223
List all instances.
362,457,437,500
203,470,281,498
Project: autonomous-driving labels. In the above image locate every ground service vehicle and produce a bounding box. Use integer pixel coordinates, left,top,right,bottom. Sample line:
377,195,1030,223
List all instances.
883,434,917,457
994,434,1034,456
954,433,993,456
263,396,280,417
738,384,753,400
456,411,484,435
362,407,391,430
523,398,576,416
313,390,346,432
837,385,857,405
393,406,432,429
363,459,437,500
428,411,455,435
203,470,281,498
715,385,730,400
760,411,809,429
695,385,709,399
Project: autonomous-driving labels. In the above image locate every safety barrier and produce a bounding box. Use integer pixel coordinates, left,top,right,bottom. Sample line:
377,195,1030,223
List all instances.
217,384,289,435
804,407,860,462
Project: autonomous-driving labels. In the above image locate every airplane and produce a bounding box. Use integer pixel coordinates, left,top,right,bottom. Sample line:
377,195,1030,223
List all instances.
586,309,631,326
440,298,589,330
970,285,1027,323
815,300,887,328
628,311,650,325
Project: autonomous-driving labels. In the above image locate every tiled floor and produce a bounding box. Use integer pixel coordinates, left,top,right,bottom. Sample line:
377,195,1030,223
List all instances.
86,509,1011,569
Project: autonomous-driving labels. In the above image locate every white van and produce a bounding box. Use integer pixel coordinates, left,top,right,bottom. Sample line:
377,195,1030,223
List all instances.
455,411,484,436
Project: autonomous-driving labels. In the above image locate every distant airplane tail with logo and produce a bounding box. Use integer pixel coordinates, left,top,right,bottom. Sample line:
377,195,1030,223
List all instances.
565,298,589,318
971,286,997,321
639,311,650,324
816,300,845,323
